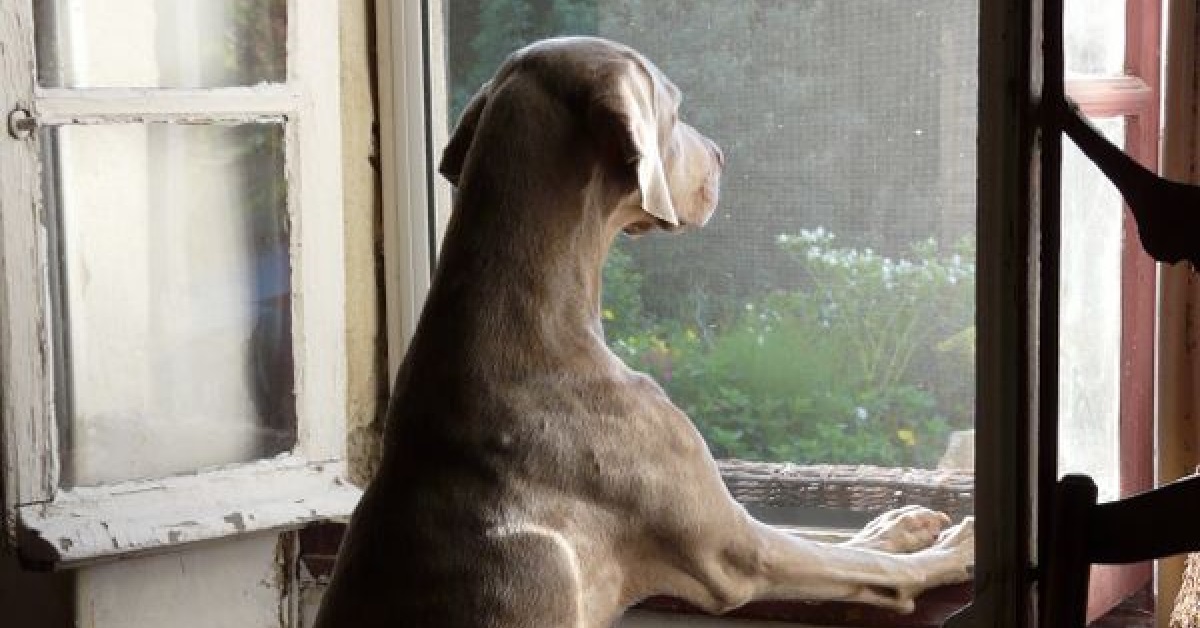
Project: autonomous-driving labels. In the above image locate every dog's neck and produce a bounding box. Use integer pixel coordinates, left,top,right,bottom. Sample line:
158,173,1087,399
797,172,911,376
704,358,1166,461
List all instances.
418,134,627,380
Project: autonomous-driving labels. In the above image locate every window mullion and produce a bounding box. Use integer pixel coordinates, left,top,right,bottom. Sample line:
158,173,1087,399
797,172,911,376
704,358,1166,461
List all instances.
287,0,346,461
32,86,302,125
1065,76,1154,119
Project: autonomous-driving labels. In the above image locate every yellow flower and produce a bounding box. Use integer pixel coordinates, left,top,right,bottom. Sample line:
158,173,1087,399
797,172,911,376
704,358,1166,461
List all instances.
685,328,698,341
602,308,615,321
896,429,917,447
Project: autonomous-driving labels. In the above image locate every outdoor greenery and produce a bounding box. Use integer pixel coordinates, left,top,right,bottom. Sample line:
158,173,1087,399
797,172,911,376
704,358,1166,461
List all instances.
447,0,596,119
605,231,975,467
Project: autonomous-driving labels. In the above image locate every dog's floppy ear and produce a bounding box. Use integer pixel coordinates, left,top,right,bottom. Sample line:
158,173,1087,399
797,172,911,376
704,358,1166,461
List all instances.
439,85,489,187
591,67,678,226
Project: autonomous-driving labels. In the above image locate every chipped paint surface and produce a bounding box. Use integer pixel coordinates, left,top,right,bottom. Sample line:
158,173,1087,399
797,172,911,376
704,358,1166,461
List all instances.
17,457,359,569
1,0,57,537
4,0,348,554
34,86,298,125
224,513,248,533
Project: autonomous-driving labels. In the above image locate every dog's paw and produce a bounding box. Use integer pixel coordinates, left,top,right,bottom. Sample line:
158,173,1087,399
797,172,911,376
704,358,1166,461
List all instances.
934,516,975,575
914,516,975,588
842,505,952,554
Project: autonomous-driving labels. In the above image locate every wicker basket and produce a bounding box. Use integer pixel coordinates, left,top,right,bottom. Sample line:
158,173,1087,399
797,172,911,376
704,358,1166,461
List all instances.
718,459,975,521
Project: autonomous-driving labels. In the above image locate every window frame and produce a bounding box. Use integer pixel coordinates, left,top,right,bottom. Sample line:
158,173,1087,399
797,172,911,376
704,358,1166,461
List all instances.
0,0,359,570
377,0,450,381
1059,0,1161,619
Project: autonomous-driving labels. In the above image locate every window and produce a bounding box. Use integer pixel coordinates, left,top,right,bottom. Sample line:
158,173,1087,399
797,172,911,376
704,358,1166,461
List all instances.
0,0,358,568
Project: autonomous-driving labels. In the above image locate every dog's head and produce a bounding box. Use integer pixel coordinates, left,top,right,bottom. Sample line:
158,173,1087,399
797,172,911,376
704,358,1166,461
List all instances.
439,37,723,236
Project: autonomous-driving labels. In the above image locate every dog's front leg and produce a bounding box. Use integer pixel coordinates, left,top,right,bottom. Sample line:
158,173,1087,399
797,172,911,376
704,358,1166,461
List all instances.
667,514,972,615
739,516,974,613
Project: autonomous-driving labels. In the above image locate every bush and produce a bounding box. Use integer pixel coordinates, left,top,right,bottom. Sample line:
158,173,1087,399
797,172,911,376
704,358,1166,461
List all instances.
605,228,974,468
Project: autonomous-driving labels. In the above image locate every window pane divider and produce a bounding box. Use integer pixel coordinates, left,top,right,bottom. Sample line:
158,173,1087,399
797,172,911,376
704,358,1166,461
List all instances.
15,454,360,570
32,86,302,125
1065,76,1155,118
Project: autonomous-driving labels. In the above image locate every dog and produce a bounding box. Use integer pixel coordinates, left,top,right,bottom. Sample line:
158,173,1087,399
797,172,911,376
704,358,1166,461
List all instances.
313,36,973,628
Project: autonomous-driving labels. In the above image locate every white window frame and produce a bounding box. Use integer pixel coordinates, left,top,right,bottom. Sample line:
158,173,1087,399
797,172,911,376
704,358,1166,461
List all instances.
0,0,359,569
376,0,450,381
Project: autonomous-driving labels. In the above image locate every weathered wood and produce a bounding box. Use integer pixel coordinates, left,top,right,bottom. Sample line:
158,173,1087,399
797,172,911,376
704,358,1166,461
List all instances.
2,1,349,560
17,456,360,570
290,0,348,462
33,86,300,124
1,0,57,534
942,1,1045,627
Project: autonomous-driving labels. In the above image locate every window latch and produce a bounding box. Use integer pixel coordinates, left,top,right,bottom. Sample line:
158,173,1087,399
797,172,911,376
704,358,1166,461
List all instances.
7,106,37,141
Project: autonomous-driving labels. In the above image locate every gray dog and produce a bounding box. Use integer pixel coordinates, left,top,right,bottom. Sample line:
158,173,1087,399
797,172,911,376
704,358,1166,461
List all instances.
313,37,974,628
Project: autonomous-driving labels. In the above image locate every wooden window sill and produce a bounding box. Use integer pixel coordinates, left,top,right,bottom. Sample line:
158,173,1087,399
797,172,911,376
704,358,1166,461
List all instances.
17,455,360,570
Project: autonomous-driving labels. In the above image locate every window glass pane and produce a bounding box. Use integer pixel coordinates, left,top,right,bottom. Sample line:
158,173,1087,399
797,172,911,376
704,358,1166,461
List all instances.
45,122,294,487
1064,0,1125,77
444,0,977,526
34,0,286,88
1059,117,1125,503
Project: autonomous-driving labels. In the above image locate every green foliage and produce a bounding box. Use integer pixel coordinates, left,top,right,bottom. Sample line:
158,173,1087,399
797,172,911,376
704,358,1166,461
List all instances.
605,229,974,468
450,0,598,119
778,228,976,397
600,244,649,341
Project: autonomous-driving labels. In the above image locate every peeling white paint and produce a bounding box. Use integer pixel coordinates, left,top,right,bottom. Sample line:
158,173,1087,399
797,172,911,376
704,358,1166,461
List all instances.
18,456,360,569
33,86,300,125
1,1,59,527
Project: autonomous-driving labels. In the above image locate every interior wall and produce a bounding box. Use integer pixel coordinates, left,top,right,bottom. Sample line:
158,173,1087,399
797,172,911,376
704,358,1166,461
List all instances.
75,534,287,628
340,0,385,489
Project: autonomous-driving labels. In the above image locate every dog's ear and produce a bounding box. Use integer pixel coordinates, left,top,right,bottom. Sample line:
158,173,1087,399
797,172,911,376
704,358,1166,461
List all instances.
591,68,678,226
439,85,489,187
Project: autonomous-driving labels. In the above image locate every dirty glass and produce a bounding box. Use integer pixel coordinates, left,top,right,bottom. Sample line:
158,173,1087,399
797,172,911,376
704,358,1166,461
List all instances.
1058,120,1126,504
34,0,286,88
44,122,295,486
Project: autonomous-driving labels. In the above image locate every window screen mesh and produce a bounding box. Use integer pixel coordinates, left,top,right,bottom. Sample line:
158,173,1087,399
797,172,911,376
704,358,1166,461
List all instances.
445,1,977,469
